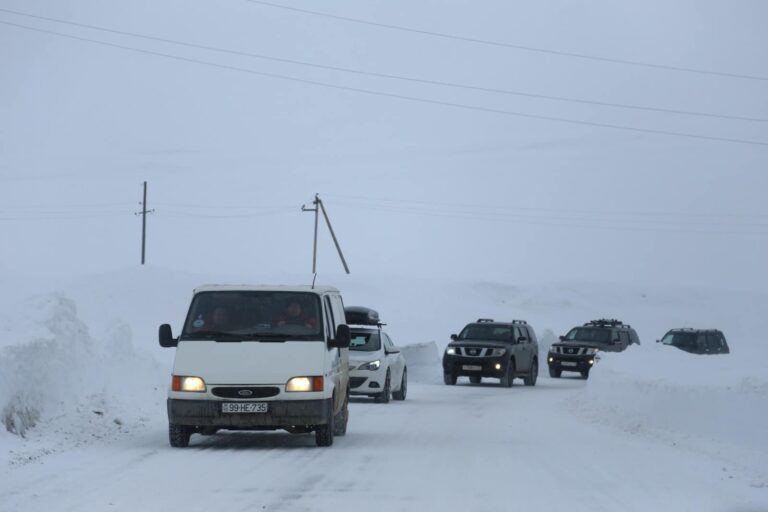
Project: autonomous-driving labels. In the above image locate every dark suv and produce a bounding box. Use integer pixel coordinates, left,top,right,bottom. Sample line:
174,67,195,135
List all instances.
658,328,729,355
548,319,639,379
442,319,539,387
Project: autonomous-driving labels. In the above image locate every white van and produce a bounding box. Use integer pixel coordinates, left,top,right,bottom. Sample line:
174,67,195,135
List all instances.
158,285,351,447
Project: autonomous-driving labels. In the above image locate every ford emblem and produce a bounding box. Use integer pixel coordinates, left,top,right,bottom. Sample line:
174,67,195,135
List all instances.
238,389,253,397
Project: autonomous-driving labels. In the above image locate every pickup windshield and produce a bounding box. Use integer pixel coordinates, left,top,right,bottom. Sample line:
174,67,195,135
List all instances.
180,291,323,341
564,328,612,344
458,324,513,342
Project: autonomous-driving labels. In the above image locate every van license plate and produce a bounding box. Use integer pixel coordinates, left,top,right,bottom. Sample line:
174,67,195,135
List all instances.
462,365,482,371
222,402,268,414
561,362,577,367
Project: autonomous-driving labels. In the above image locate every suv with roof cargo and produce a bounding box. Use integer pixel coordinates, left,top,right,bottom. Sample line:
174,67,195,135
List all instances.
658,328,729,355
158,285,351,448
442,319,539,387
548,319,639,379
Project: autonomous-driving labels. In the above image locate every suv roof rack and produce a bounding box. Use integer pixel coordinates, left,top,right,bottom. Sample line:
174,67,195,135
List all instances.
477,318,494,323
584,318,629,328
511,320,528,325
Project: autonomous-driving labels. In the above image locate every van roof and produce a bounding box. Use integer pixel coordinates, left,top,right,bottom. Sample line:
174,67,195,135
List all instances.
192,284,340,294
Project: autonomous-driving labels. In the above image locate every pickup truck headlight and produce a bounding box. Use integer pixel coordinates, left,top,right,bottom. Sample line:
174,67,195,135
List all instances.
357,360,381,371
490,348,506,357
172,375,206,392
446,347,457,355
585,348,600,355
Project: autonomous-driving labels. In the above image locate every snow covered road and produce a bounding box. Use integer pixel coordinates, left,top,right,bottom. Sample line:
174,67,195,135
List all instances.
3,377,765,512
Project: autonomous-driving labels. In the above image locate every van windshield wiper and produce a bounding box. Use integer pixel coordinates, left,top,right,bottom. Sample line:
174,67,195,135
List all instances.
181,331,243,340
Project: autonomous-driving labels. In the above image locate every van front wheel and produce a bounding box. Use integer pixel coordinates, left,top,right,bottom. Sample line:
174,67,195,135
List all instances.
333,393,349,436
169,423,191,448
315,403,335,447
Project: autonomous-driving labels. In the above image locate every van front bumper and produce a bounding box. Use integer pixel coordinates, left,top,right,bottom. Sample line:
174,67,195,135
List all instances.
167,398,332,428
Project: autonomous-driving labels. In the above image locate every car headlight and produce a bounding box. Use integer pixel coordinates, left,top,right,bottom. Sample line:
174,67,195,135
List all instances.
446,348,457,355
357,360,381,371
286,376,324,392
172,375,206,392
490,348,506,357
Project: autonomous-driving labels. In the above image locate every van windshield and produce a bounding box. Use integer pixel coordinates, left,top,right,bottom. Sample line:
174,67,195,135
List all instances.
180,291,324,341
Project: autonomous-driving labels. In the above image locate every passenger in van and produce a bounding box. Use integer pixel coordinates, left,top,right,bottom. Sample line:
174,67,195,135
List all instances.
276,300,318,330
194,306,231,332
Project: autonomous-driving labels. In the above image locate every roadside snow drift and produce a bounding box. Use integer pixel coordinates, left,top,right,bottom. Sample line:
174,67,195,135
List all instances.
0,293,165,461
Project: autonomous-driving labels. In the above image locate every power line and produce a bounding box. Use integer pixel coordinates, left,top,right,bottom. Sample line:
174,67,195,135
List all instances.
0,7,763,123
245,0,768,83
2,20,767,147
331,202,768,236
323,193,768,220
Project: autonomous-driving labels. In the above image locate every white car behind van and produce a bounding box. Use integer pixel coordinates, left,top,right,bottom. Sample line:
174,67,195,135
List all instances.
159,285,351,447
345,306,407,403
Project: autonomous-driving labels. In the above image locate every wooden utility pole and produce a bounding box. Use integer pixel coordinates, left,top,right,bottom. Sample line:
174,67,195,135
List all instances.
302,194,350,276
135,181,154,265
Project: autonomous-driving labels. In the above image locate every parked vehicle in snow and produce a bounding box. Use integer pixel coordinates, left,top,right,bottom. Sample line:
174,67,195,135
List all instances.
345,306,407,403
548,319,639,379
442,319,539,387
657,328,730,355
158,285,351,448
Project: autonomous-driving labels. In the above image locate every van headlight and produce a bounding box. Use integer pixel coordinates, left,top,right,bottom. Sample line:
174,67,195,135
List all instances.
172,375,206,392
357,360,381,371
286,376,324,392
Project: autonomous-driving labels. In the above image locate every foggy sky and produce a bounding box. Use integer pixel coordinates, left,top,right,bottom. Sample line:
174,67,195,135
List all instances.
1,0,767,289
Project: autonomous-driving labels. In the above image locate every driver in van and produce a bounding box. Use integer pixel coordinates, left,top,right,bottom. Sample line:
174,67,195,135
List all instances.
276,300,318,330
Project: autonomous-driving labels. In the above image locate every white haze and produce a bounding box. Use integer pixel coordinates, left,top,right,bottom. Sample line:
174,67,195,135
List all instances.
1,0,767,288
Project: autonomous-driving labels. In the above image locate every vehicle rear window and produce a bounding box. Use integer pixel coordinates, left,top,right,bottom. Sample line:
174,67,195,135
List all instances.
181,291,323,341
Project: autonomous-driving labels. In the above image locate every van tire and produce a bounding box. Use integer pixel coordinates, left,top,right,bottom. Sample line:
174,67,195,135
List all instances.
169,423,192,448
393,368,407,400
315,404,335,447
333,393,349,436
375,370,391,403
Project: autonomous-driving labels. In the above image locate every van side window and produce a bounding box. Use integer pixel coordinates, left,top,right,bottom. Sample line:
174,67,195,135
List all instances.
323,296,335,340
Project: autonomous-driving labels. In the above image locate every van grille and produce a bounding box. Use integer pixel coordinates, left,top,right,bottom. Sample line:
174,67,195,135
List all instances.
211,387,280,399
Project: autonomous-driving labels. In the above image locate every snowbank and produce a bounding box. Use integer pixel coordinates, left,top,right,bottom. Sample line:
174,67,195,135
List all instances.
0,293,165,462
399,341,441,383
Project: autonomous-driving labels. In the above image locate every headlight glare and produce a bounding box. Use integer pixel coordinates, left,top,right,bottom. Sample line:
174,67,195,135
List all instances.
446,348,456,355
358,360,381,371
286,376,324,392
172,375,206,392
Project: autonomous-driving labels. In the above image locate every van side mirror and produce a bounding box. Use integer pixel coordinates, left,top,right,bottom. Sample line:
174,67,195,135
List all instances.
450,334,458,341
330,324,351,348
159,324,177,348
